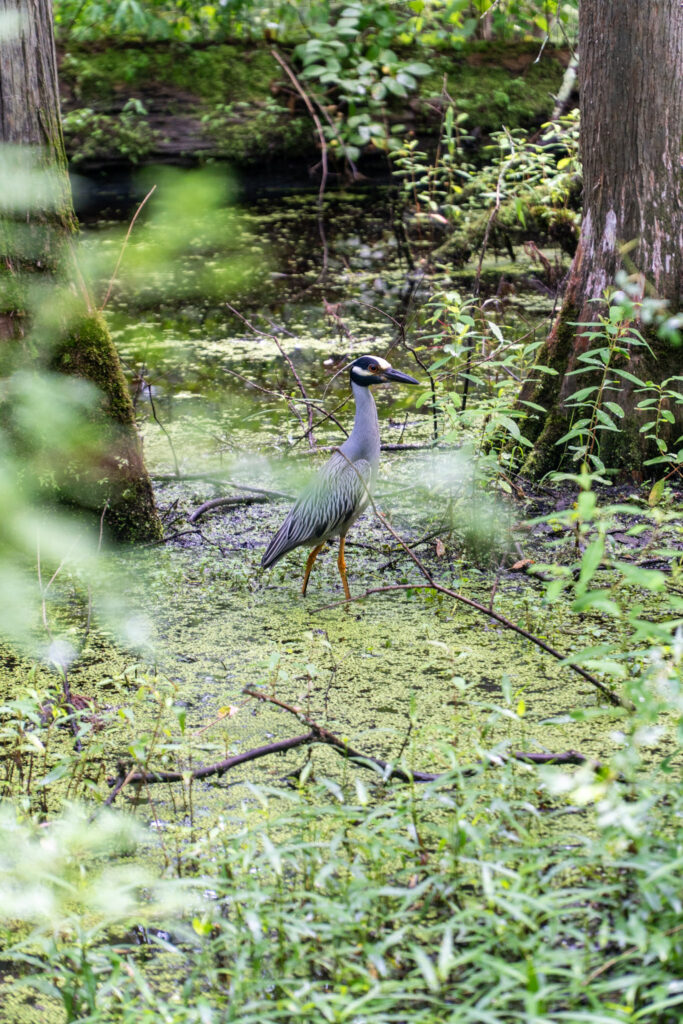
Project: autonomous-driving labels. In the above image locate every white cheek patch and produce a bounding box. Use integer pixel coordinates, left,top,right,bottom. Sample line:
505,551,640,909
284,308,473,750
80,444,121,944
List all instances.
352,367,376,379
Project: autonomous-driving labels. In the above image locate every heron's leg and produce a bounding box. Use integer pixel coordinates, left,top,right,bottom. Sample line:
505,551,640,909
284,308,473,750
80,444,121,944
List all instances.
302,543,325,596
337,535,351,601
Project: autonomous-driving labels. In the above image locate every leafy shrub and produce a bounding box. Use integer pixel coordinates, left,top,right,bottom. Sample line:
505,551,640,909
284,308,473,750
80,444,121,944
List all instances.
62,99,159,166
393,108,581,263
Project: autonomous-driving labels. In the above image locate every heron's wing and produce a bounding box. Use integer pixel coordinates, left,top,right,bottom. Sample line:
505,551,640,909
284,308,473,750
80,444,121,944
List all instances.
261,454,372,568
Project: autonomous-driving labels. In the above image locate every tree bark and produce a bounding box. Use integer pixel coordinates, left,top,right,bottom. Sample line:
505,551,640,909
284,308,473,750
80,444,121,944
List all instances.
519,0,683,477
0,0,161,540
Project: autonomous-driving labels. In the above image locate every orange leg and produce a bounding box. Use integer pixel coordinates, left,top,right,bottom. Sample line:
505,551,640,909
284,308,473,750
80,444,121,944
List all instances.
302,543,325,596
337,535,351,601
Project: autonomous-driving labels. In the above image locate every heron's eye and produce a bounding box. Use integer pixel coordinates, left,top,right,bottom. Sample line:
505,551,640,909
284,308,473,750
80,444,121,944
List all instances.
369,363,379,372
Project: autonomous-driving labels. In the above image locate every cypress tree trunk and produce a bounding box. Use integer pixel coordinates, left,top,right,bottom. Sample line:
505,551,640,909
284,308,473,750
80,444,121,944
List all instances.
519,0,683,477
0,0,162,540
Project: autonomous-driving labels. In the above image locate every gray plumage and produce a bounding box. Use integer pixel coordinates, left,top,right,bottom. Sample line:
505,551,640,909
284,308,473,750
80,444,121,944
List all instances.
261,355,419,595
262,381,379,568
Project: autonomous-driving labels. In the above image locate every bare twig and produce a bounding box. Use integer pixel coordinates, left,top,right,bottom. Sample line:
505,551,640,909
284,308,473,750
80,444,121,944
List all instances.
84,500,108,642
329,450,633,712
378,530,444,571
144,380,181,477
36,533,82,749
353,297,438,442
225,304,316,448
100,185,156,311
462,140,515,413
286,398,351,447
222,366,349,443
271,49,332,276
583,924,683,984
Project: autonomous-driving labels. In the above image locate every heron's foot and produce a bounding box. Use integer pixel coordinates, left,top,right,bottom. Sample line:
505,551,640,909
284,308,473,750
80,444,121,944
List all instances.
338,536,351,601
302,543,324,596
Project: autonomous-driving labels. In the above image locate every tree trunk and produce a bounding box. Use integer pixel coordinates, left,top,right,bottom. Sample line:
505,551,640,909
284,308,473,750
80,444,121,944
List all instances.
519,0,683,478
0,0,161,540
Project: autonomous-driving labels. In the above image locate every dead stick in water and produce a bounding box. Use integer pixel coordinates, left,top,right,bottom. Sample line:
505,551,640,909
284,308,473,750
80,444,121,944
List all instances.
105,686,602,801
188,494,270,524
326,451,634,713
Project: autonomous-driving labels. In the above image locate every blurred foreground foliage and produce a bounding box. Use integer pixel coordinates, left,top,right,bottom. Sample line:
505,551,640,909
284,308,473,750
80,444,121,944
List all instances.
0,158,257,652
0,654,682,1022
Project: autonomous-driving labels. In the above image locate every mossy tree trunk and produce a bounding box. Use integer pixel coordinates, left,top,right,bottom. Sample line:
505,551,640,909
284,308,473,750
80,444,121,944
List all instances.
519,0,683,478
0,0,161,540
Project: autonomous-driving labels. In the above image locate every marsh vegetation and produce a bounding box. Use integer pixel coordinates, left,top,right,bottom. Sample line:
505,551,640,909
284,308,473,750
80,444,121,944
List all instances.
1,2,682,1021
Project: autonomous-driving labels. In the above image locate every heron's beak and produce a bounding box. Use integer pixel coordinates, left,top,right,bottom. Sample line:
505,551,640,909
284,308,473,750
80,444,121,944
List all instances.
382,367,420,385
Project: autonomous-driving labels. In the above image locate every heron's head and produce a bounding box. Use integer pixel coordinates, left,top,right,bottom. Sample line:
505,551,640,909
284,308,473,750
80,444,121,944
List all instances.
349,355,420,388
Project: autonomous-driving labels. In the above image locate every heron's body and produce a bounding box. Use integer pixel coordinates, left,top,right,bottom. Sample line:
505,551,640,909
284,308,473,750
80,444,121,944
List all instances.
261,356,419,599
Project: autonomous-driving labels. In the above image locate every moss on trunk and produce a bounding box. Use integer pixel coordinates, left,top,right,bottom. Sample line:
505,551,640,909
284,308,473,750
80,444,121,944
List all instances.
52,313,162,542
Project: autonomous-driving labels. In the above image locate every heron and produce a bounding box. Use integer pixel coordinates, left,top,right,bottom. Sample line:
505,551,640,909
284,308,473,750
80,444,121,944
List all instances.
261,355,419,599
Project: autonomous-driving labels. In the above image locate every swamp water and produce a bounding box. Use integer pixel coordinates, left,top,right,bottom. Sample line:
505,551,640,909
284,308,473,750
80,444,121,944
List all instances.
7,185,618,825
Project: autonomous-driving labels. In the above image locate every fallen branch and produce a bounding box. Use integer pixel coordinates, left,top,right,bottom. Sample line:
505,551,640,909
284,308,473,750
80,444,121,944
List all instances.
154,474,292,502
104,688,602,802
153,528,202,544
318,580,631,712
188,494,270,524
293,442,441,457
105,733,315,800
243,687,435,782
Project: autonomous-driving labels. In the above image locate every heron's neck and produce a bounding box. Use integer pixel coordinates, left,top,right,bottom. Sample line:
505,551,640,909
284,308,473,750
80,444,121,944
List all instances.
342,382,380,466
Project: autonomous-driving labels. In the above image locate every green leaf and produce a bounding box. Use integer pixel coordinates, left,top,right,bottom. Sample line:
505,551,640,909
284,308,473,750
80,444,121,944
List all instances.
411,945,439,992
603,401,625,418
648,477,666,505
594,408,618,430
384,77,407,97
577,536,604,591
36,760,72,787
619,563,666,590
404,62,433,76
571,591,620,617
614,368,647,385
567,385,599,404
498,415,532,446
545,578,566,602
486,320,504,344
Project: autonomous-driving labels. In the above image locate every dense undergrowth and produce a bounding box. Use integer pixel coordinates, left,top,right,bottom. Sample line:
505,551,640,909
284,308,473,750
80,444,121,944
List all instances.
1,579,682,1023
